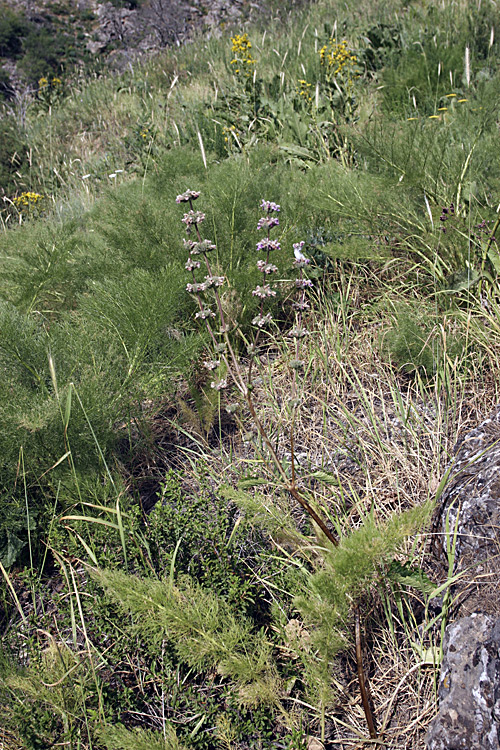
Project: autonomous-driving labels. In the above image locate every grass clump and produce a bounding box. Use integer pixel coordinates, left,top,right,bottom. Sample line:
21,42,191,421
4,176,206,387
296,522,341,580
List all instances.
99,725,188,750
383,304,467,377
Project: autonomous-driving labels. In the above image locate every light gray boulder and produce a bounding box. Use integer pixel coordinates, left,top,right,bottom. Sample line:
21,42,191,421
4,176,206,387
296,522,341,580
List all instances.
428,407,500,749
426,613,500,750
439,406,500,616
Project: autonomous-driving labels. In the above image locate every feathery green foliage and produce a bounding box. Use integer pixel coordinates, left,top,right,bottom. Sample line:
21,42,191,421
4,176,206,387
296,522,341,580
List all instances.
296,502,434,650
93,568,281,708
99,725,188,750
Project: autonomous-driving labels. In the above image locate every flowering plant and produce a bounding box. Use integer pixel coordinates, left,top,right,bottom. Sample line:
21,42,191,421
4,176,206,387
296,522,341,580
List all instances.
175,189,338,537
230,33,257,77
175,191,381,742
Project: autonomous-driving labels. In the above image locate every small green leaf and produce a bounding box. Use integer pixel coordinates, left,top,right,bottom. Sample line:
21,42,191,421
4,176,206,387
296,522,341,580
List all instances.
488,247,500,275
310,470,340,486
237,476,268,489
64,382,72,430
278,143,318,162
387,560,436,594
411,642,441,665
0,530,26,567
442,268,481,293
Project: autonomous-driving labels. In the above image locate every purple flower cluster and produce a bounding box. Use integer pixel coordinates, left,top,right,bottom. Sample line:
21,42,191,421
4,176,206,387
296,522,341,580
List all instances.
203,359,220,370
290,326,309,339
256,260,278,274
295,278,314,289
182,210,206,232
253,199,283,327
184,238,216,255
185,276,225,295
252,284,277,299
257,216,279,231
252,312,273,327
176,189,201,203
292,300,310,311
260,200,280,213
211,378,228,391
186,282,207,294
195,307,216,320
185,257,201,271
293,241,311,267
289,239,313,387
204,275,225,288
177,190,225,318
439,202,463,233
256,238,281,252
176,188,231,391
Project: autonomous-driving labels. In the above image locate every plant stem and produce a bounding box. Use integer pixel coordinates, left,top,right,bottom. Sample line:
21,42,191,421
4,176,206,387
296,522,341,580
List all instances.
355,606,378,740
245,394,337,547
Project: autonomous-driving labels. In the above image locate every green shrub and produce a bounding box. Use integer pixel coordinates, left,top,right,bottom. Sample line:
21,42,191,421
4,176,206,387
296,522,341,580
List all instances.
19,27,65,85
0,6,29,59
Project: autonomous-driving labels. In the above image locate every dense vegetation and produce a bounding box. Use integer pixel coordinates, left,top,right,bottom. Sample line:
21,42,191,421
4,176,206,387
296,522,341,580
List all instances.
1,0,500,747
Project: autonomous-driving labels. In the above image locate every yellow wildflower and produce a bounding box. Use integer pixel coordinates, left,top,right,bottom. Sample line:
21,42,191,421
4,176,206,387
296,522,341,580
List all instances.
319,39,358,82
230,33,257,76
13,192,45,211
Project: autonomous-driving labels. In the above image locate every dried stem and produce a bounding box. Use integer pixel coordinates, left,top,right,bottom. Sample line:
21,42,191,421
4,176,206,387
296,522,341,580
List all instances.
355,606,378,741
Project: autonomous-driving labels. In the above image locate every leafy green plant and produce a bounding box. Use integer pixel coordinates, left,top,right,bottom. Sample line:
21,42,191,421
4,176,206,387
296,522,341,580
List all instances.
147,189,433,741
3,0,500,745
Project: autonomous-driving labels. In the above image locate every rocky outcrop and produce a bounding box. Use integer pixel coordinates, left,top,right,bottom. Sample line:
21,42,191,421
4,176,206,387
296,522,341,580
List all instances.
428,407,500,749
86,3,143,55
426,614,500,750
439,406,500,616
2,0,306,90
86,0,302,64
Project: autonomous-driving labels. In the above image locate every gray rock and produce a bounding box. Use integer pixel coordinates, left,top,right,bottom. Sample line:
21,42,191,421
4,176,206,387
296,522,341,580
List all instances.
426,613,500,750
439,406,500,616
429,409,500,748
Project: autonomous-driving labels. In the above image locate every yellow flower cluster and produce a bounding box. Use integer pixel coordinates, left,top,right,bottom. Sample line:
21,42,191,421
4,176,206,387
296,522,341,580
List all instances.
38,76,62,89
13,192,45,210
319,39,357,77
297,79,313,104
222,124,236,143
230,33,257,75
